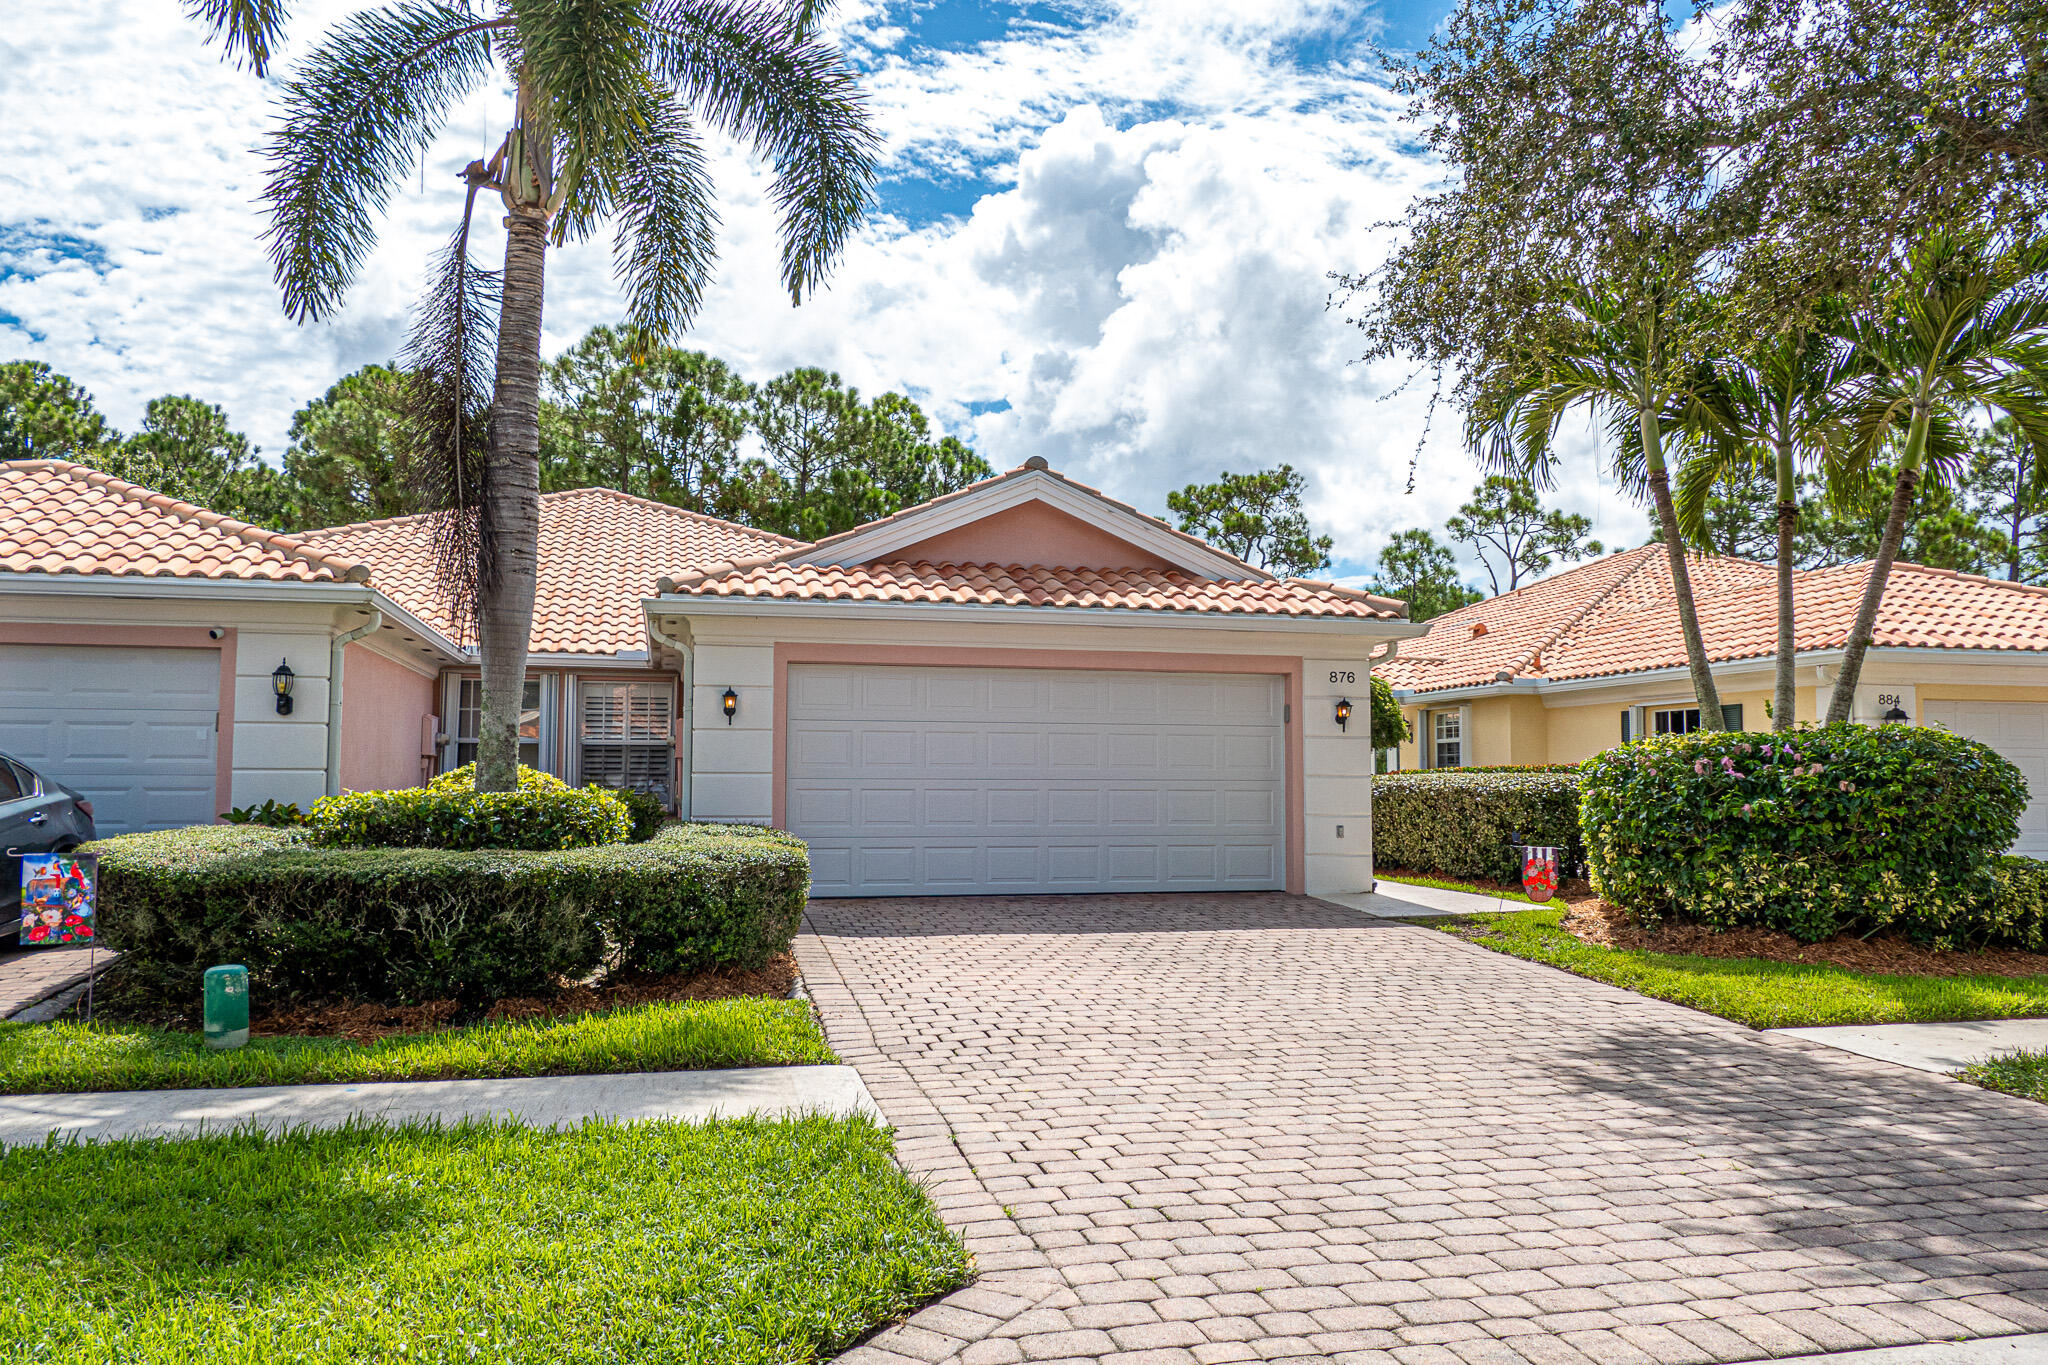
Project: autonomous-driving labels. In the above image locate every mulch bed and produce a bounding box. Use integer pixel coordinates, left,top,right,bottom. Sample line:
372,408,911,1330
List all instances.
68,954,800,1043
1561,901,2048,979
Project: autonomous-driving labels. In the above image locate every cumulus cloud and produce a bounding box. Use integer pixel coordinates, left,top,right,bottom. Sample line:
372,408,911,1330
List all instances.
1,0,1648,582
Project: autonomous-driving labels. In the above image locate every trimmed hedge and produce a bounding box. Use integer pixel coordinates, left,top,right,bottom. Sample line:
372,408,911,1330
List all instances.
307,764,631,851
88,822,810,1006
1581,724,2029,944
606,786,669,842
1372,769,1583,881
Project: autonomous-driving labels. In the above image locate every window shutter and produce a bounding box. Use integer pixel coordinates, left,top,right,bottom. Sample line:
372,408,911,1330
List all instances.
580,681,674,803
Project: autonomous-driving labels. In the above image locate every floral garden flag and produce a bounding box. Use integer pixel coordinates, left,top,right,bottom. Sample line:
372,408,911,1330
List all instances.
1520,846,1559,904
18,852,95,947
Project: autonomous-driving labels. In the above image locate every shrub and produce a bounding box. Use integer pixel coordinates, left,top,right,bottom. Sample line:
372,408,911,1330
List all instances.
606,787,669,842
220,799,307,827
89,823,810,1007
1372,769,1583,881
1580,723,2029,944
1980,856,2048,953
1368,677,1410,750
307,767,630,851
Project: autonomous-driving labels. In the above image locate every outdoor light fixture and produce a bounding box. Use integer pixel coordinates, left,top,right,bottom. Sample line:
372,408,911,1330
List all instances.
1882,704,1911,724
722,687,739,725
271,659,295,716
1334,698,1353,732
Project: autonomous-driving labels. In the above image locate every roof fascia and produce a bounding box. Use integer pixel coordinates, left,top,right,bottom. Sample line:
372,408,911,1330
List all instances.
0,571,469,660
647,594,1429,636
789,471,1272,581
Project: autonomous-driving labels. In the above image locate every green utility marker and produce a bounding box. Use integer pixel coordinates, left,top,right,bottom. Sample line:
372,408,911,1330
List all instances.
203,964,250,1050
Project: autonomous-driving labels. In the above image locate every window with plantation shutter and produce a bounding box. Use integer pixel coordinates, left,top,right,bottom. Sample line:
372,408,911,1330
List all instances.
579,680,674,805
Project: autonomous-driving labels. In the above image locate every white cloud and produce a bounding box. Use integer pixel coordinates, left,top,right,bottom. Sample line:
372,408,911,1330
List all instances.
1,0,1649,584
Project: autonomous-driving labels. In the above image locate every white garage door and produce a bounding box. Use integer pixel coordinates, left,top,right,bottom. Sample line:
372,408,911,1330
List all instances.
0,644,220,835
787,664,1286,897
1921,700,2048,856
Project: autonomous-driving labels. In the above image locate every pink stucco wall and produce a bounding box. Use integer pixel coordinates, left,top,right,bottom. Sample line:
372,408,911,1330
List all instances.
339,643,438,792
886,500,1179,570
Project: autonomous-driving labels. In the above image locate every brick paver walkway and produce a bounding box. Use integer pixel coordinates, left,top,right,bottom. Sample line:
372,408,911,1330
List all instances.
0,944,109,1018
795,893,2048,1365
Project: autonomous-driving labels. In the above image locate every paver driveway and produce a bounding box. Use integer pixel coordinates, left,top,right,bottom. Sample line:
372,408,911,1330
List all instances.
796,893,2048,1365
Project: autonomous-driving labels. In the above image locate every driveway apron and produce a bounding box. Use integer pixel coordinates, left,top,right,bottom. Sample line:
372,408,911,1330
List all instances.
796,893,2048,1365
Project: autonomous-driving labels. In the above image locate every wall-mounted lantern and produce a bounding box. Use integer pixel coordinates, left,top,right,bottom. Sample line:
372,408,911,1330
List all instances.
272,659,295,716
1881,704,1911,724
722,687,739,725
1334,697,1352,732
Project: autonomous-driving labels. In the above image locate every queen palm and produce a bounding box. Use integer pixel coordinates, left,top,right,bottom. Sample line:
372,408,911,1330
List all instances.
1472,275,1729,728
259,0,875,790
1823,237,2048,723
1674,316,1855,731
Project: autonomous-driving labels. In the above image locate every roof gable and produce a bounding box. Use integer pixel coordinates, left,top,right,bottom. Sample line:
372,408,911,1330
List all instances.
885,498,1178,572
787,459,1273,581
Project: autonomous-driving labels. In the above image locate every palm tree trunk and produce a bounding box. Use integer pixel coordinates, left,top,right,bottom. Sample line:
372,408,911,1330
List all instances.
1642,408,1727,727
1772,434,1798,732
1825,408,1929,725
475,207,547,792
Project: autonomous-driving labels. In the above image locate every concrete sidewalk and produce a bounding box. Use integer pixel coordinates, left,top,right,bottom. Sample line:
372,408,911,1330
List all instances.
1774,1018,2048,1075
0,1066,879,1148
1321,876,1527,917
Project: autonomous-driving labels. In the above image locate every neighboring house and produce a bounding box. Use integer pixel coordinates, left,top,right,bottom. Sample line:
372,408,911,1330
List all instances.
0,456,1424,897
1377,544,2048,853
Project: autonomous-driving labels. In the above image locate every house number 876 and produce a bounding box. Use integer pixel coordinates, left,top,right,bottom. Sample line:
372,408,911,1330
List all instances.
1329,670,1356,684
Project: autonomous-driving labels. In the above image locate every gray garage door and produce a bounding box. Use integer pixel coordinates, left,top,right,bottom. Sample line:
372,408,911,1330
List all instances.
0,644,220,834
1921,700,2048,856
786,663,1286,897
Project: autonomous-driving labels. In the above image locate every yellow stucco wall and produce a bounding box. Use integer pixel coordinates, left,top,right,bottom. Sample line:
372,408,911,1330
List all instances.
1396,674,2041,769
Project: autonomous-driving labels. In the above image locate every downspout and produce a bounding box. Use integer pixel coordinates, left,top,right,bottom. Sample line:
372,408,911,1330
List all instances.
325,610,383,797
645,613,694,820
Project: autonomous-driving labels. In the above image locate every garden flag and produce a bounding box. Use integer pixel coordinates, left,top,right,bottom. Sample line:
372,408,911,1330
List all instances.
1520,846,1559,904
19,852,95,947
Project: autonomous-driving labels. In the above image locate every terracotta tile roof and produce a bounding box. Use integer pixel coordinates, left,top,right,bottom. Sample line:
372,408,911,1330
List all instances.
1381,546,2048,695
0,459,370,583
663,559,1407,618
302,487,799,654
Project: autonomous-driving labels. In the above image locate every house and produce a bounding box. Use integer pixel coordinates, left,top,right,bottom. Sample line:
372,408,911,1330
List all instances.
1377,544,2048,853
0,456,1425,896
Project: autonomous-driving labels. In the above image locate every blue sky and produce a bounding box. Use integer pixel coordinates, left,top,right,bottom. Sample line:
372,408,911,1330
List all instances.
0,0,1643,586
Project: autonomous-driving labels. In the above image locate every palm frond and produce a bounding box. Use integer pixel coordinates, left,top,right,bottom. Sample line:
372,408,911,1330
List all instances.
397,189,501,643
604,93,721,342
186,0,290,74
642,0,878,302
261,0,500,322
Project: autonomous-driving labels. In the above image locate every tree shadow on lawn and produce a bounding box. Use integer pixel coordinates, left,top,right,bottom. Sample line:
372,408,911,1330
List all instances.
804,891,1385,938
0,1118,445,1297
1531,1023,2048,1277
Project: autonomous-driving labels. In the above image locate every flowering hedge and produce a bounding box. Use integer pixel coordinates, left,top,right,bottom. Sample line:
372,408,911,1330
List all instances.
1372,770,1583,881
1581,724,2029,944
305,764,632,852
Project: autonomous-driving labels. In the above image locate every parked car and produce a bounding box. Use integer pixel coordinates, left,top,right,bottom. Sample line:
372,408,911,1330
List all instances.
1,753,96,947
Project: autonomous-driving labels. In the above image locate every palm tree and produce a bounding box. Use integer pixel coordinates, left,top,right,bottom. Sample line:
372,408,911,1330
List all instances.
259,0,876,790
1472,276,1730,728
1823,237,2048,724
1675,316,1855,731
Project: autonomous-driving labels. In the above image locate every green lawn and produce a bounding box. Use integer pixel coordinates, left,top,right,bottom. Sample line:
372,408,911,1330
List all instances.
0,1114,970,1365
1960,1048,2048,1104
1432,908,2048,1028
0,997,835,1094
